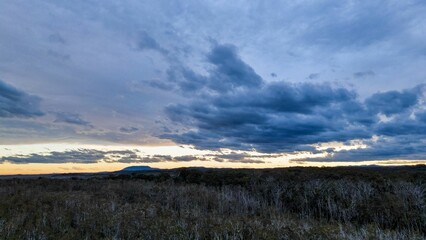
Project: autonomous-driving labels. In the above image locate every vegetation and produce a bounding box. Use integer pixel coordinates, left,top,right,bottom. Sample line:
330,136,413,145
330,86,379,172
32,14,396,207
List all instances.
0,166,425,239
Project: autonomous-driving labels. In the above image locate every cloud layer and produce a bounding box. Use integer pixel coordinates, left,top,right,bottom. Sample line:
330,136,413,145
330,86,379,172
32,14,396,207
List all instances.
160,44,426,161
0,149,266,164
1,1,426,164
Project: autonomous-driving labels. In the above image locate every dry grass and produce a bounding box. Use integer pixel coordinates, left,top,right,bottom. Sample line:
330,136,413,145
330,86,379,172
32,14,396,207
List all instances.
0,166,425,239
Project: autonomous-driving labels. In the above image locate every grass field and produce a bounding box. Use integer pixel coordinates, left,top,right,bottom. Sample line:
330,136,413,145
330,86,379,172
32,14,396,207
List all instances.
0,166,425,239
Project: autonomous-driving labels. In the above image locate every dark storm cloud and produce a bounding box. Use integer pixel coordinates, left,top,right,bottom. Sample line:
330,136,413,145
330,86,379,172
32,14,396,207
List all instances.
365,85,423,115
160,44,426,159
162,59,367,152
300,136,426,162
206,44,262,91
416,110,426,123
231,81,356,114
164,67,206,93
0,79,44,118
375,116,426,137
156,44,263,94
54,112,92,127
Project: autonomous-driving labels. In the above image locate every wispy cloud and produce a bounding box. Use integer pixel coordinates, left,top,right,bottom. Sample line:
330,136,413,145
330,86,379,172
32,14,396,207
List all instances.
54,112,92,127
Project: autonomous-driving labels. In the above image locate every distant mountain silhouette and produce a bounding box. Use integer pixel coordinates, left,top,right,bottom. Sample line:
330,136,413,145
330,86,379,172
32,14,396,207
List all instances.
120,166,160,172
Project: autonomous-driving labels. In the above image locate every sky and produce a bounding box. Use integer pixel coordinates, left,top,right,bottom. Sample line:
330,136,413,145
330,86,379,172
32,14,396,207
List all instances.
1,0,426,174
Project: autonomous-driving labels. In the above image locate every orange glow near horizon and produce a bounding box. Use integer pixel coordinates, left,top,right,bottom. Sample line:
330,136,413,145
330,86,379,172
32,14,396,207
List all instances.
1,143,424,175
1,160,424,175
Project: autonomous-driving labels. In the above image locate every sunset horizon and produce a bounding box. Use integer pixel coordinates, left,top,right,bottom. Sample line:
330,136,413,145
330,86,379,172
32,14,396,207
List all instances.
1,1,426,173
1,1,426,239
